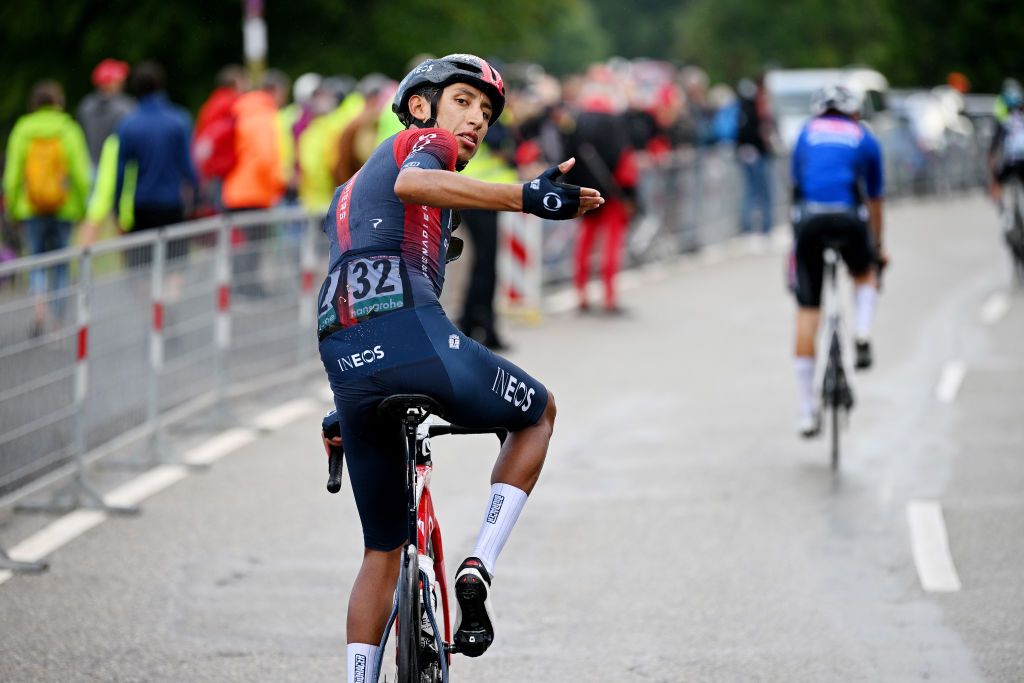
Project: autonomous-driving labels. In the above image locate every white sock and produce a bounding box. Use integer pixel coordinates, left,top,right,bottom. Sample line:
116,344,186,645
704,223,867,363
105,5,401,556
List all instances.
854,284,878,340
794,356,816,420
470,483,528,576
348,643,379,683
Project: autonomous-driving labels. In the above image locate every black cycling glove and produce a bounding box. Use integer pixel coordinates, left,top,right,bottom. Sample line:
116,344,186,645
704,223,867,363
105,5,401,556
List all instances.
522,165,581,220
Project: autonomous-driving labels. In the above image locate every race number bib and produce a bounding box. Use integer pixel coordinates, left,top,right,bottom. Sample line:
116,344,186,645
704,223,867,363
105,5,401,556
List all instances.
317,256,407,340
344,255,405,320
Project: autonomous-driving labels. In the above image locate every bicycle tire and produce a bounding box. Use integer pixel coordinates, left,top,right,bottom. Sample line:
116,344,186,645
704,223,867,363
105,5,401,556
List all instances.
396,545,421,683
830,403,840,470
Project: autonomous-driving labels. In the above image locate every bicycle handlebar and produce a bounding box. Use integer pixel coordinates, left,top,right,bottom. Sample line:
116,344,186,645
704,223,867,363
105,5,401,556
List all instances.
324,420,344,494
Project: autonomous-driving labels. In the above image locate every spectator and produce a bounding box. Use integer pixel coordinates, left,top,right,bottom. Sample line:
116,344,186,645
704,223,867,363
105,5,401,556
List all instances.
333,74,396,184
77,59,135,165
563,78,638,314
222,82,286,212
261,69,296,201
222,79,287,296
114,61,198,265
459,124,518,350
736,75,776,238
296,77,363,209
193,65,247,213
3,80,91,334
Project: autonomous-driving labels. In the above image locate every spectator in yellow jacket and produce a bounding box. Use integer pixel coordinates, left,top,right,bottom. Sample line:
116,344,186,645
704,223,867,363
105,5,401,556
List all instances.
3,80,91,334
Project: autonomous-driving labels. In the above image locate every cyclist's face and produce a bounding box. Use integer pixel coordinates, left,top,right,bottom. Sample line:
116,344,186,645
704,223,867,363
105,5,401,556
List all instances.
433,83,492,162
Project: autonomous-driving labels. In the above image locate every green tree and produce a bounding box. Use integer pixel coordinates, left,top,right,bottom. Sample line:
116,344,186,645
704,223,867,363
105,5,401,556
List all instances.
0,0,608,141
882,0,1024,90
673,0,893,84
589,0,683,60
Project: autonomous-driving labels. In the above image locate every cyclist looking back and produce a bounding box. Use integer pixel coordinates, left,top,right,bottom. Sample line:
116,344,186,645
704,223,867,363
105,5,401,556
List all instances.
315,54,603,683
790,85,886,437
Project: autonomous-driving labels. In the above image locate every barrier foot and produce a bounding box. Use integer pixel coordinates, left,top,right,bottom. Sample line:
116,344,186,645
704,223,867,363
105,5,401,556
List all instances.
15,476,140,516
0,548,48,574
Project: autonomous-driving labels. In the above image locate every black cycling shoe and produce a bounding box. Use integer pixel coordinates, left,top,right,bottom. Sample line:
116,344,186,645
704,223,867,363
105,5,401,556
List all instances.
453,557,494,657
855,339,873,370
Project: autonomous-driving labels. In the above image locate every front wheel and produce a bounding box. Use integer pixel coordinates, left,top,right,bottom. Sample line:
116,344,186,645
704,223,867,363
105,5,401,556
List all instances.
396,545,421,683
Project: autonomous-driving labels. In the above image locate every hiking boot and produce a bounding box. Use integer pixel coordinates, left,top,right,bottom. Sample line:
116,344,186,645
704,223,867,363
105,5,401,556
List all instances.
453,557,494,657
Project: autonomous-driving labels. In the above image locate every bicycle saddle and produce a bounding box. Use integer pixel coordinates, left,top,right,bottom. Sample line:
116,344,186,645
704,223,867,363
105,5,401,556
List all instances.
377,394,445,422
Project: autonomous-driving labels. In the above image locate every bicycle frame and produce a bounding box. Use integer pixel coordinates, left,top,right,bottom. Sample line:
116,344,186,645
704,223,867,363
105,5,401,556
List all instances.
416,460,453,653
372,404,505,683
819,246,854,469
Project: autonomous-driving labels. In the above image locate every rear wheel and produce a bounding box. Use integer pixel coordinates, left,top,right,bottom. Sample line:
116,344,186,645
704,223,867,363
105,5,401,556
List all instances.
830,401,840,471
396,545,421,683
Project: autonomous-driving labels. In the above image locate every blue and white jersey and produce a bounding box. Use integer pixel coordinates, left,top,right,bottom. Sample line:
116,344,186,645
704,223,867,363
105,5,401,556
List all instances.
791,115,884,207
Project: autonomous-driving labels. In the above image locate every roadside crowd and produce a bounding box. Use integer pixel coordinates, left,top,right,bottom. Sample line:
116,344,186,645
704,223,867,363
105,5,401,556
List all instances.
2,56,771,339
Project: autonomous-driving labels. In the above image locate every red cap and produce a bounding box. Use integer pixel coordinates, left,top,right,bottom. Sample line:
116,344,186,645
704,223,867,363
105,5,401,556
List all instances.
92,59,130,87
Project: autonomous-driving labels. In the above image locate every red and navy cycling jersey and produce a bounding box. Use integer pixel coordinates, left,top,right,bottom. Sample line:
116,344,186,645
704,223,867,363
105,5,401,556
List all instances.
321,127,459,309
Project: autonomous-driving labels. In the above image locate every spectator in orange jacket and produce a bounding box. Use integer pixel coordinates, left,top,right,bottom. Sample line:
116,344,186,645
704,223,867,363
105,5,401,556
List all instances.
223,79,286,297
222,85,286,211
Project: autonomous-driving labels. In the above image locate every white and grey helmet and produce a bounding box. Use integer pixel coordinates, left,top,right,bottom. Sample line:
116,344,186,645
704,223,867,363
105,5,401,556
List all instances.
810,84,859,116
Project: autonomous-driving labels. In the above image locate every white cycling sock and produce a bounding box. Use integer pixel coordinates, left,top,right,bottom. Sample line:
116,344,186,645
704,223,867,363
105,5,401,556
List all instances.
347,642,379,683
854,284,878,340
470,483,528,576
795,356,816,420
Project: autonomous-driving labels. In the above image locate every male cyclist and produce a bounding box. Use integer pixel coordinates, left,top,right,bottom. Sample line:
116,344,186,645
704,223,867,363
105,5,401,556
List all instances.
988,82,1024,204
789,85,886,437
315,54,603,682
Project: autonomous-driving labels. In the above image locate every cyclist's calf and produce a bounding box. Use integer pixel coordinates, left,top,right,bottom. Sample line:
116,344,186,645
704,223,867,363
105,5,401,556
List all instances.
491,391,556,494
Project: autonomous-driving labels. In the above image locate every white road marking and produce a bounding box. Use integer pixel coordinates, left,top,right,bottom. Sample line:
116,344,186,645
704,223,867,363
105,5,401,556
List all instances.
936,361,967,403
0,399,317,587
251,397,319,432
105,465,188,508
183,428,256,466
979,291,1010,325
907,500,962,592
0,510,107,587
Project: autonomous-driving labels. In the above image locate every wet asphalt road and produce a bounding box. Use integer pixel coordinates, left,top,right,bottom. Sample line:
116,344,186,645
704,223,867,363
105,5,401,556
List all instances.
1,194,1022,682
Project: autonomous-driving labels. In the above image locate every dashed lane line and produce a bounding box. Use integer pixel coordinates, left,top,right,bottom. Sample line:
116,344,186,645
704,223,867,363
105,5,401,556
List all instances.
936,361,967,404
251,397,319,432
182,428,256,467
0,399,318,587
979,291,1010,325
907,500,962,593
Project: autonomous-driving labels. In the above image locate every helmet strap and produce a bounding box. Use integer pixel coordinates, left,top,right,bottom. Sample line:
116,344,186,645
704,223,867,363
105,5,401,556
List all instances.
410,89,443,129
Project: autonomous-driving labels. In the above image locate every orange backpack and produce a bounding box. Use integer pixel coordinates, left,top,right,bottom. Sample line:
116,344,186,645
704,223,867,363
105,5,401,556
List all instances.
24,136,69,214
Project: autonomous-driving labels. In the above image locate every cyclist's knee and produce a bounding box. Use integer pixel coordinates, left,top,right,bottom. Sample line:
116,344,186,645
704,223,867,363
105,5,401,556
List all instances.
541,390,557,429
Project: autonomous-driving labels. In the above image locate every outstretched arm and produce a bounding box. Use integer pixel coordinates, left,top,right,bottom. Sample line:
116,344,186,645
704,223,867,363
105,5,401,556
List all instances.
395,157,604,217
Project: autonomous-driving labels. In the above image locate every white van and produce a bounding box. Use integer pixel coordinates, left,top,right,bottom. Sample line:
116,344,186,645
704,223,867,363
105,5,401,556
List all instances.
766,67,891,150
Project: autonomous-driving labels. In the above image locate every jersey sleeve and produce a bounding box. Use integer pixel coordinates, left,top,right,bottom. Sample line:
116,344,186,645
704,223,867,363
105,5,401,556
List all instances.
860,130,884,199
392,127,458,172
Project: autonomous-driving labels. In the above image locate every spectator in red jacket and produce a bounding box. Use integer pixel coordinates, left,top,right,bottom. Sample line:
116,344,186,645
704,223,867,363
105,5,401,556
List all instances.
193,65,247,212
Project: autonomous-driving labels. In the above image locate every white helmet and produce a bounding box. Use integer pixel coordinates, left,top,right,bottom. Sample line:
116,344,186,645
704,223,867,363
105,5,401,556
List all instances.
293,72,322,106
810,84,859,116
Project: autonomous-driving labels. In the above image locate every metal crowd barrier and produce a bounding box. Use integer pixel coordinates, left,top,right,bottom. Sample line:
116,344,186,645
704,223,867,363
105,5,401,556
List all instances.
527,139,990,294
0,207,326,568
0,136,991,570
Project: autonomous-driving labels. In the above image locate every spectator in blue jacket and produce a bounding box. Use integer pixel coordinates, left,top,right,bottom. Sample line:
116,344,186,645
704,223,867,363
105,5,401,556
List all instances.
115,61,198,265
